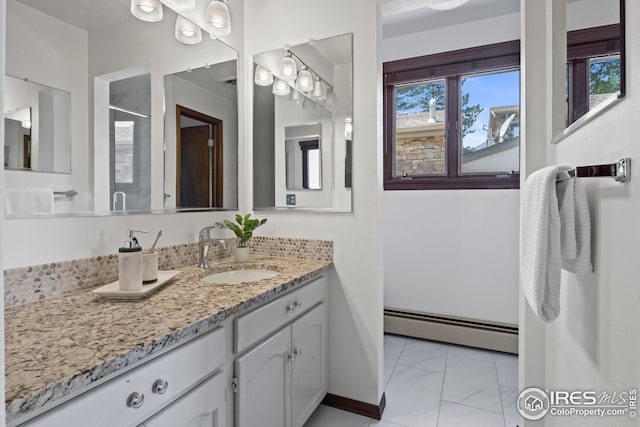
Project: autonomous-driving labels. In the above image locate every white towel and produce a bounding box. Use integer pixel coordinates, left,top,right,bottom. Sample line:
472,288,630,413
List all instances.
558,176,593,274
5,187,54,215
519,165,568,322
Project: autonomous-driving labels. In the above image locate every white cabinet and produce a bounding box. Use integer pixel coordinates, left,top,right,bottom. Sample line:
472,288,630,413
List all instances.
139,371,226,427
20,328,226,427
234,303,327,427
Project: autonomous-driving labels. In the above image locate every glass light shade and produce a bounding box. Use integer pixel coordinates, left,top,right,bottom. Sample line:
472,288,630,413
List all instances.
296,68,314,92
272,79,291,96
278,55,297,81
289,89,302,104
313,78,326,100
131,0,163,22
425,0,469,10
302,96,317,111
205,0,232,36
175,15,202,44
21,120,31,129
162,0,196,11
254,65,274,86
324,89,337,109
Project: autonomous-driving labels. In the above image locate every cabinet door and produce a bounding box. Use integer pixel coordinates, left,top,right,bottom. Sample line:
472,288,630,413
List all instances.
234,327,291,427
139,371,226,427
291,304,327,427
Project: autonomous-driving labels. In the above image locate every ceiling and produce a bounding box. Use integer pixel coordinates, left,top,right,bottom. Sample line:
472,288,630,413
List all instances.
381,0,520,39
17,0,133,32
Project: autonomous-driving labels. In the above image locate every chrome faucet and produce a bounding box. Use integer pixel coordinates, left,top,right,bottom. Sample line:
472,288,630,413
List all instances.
113,191,126,211
198,222,229,269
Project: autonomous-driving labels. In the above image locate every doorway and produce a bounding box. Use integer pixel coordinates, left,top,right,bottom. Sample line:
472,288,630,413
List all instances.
175,105,223,208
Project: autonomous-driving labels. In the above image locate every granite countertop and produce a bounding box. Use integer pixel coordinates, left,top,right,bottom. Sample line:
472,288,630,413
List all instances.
5,256,333,422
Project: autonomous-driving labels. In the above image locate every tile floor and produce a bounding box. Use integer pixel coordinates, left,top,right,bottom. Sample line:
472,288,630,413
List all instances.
304,334,521,427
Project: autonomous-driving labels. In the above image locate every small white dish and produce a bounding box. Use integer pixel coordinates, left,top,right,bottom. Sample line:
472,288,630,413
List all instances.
93,270,180,300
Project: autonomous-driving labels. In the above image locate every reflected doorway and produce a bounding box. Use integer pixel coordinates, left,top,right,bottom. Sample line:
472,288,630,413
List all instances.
176,105,223,208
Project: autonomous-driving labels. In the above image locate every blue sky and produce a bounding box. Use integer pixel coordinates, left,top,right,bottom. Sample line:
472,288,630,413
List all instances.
461,70,520,149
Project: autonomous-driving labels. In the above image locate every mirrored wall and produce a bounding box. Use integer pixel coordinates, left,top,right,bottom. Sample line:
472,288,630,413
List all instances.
4,0,238,217
253,33,353,211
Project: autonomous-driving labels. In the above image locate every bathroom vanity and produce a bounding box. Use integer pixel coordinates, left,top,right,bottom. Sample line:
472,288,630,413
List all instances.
5,255,331,427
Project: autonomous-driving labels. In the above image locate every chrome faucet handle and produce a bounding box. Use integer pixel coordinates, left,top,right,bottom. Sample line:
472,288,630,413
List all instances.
214,222,226,229
199,224,224,239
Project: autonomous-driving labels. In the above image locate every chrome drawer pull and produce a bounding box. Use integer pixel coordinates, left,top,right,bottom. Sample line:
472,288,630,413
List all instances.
152,379,169,394
287,304,295,313
127,391,145,409
294,300,302,309
294,347,302,358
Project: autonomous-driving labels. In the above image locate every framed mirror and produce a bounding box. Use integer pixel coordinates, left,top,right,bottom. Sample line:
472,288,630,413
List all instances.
252,33,353,211
555,0,624,142
4,0,238,217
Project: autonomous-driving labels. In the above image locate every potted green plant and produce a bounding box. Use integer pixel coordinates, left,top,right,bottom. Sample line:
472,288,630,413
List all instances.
223,214,267,263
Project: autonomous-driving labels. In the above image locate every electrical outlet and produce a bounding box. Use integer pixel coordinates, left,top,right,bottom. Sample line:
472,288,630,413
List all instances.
286,194,296,205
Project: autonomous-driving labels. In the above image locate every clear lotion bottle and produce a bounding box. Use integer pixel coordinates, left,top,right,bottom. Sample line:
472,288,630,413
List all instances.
119,230,144,291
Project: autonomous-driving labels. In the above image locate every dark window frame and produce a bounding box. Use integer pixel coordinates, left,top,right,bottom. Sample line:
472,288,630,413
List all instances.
383,40,521,191
567,23,622,125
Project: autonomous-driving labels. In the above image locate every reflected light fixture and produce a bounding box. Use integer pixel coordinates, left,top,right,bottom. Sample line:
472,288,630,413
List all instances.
131,0,163,22
344,118,353,140
175,15,202,44
425,0,469,10
289,89,302,104
272,79,291,96
302,96,317,111
254,65,274,86
324,89,337,109
162,0,196,11
21,120,31,129
313,77,326,100
296,67,313,92
278,52,297,82
205,0,232,37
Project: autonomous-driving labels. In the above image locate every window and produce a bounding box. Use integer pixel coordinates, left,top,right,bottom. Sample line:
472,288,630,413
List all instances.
114,120,134,184
566,24,622,125
384,41,520,190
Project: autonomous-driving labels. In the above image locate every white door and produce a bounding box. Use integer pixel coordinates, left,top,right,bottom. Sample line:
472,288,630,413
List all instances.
291,304,327,427
139,371,226,427
235,327,291,427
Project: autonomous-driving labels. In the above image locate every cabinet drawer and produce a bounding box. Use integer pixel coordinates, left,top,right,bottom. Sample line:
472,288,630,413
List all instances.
234,275,326,353
21,327,225,427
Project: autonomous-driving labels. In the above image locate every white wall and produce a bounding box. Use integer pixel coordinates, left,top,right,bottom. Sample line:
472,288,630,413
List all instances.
164,74,238,208
0,0,7,423
382,12,521,325
542,2,640,426
5,0,90,212
245,0,384,406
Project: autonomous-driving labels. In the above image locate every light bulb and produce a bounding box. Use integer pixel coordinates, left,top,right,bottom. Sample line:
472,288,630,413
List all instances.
131,0,163,22
296,68,313,92
254,65,274,86
273,79,290,96
278,54,297,82
175,15,202,44
205,0,231,36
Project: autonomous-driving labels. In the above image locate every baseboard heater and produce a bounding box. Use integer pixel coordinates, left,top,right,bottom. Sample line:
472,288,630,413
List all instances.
384,307,518,354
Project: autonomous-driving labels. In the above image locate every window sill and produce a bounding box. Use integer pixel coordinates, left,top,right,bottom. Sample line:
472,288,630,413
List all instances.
384,175,520,190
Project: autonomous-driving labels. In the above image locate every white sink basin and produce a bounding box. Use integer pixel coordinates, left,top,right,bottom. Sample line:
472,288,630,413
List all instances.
202,269,279,284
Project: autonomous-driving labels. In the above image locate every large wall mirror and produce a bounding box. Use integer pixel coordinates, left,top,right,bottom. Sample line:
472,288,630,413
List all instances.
4,0,238,217
253,33,353,211
555,0,624,141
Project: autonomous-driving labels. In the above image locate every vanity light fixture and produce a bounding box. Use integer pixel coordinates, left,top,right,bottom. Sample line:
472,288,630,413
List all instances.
272,78,291,96
205,0,232,37
254,65,274,86
131,0,163,22
425,0,469,10
175,15,202,44
162,0,196,11
278,52,298,82
296,67,314,92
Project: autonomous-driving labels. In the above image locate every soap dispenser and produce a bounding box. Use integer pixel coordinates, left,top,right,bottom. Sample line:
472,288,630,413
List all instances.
119,229,145,291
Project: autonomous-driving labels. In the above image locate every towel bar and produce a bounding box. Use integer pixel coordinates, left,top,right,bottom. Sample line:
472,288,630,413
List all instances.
562,158,630,183
53,190,78,198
